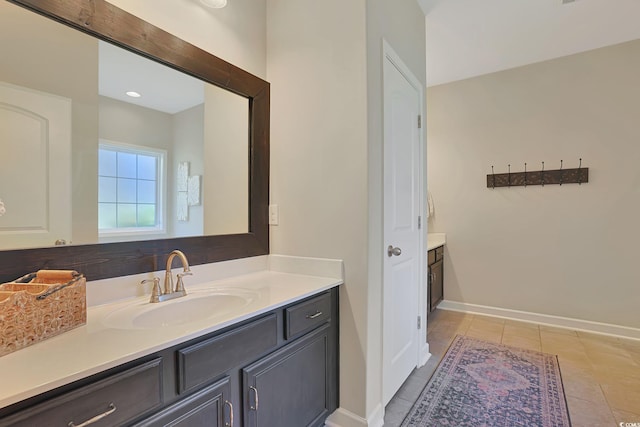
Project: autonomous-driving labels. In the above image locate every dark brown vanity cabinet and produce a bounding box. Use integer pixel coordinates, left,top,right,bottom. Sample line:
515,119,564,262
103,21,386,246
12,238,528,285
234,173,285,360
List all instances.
428,246,444,312
0,288,339,427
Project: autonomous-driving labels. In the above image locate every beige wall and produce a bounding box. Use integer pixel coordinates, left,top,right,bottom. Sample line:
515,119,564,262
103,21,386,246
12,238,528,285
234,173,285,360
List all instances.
203,86,249,236
427,39,640,330
267,0,369,419
99,97,173,149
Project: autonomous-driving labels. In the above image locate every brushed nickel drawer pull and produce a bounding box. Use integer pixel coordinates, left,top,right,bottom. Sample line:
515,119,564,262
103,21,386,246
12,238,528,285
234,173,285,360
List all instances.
250,386,259,410
224,400,234,427
306,311,323,319
68,403,116,427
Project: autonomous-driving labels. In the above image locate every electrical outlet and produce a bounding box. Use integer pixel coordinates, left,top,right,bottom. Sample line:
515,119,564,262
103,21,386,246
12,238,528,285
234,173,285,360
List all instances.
269,204,279,225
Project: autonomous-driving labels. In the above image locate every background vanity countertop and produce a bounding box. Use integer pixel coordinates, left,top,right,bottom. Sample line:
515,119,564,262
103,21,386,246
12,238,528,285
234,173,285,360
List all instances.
427,232,446,251
0,255,343,409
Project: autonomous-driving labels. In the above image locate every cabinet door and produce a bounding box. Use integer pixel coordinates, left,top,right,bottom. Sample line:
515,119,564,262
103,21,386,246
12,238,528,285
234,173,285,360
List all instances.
429,259,443,312
243,325,331,427
134,377,232,427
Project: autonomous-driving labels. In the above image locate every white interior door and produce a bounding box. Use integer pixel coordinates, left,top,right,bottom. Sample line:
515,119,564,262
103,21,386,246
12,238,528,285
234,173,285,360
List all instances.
0,81,71,249
382,43,423,405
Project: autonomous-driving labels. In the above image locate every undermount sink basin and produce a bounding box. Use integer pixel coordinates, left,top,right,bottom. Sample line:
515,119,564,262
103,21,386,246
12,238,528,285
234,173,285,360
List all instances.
103,289,257,330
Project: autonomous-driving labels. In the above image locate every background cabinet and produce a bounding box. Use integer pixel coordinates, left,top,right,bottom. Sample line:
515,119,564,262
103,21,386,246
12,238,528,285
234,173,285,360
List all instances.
428,246,444,312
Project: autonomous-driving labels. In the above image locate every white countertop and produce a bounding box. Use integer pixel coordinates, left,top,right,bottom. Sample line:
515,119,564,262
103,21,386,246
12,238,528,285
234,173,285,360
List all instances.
427,232,446,251
0,255,343,409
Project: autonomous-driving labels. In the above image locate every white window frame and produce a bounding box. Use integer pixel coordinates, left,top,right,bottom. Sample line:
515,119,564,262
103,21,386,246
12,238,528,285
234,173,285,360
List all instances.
98,139,167,238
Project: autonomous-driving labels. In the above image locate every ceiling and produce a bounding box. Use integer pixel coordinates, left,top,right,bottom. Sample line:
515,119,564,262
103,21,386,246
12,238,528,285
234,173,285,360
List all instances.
421,0,640,87
99,41,204,114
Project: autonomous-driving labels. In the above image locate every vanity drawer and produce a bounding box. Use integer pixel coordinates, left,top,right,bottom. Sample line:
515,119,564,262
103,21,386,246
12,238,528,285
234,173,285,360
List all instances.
285,292,332,339
428,246,444,265
1,358,163,427
177,314,278,394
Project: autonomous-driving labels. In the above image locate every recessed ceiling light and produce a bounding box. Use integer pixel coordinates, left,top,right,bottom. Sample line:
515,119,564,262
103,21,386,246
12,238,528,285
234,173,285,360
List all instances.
126,91,141,98
200,0,227,8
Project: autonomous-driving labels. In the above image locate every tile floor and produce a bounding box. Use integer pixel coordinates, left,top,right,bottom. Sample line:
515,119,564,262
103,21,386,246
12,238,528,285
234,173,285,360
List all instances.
383,308,640,426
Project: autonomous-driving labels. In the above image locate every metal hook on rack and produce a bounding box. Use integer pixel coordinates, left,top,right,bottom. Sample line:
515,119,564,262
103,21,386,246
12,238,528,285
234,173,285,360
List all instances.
508,164,511,187
491,165,495,189
541,161,545,187
559,159,563,186
524,163,527,187
578,158,582,185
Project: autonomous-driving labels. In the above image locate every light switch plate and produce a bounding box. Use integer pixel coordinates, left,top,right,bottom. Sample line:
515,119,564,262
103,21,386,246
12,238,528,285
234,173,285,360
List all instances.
269,204,279,225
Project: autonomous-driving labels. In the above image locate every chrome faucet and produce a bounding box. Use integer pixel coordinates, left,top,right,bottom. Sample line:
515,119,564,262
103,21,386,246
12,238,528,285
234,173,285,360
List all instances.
141,249,192,303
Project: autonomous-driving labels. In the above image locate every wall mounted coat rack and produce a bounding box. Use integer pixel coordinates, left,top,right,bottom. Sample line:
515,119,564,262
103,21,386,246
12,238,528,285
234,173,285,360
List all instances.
487,160,588,189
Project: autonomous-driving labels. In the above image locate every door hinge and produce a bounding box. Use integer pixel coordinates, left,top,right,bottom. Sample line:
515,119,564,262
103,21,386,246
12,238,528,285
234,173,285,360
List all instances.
417,316,421,329
417,115,422,129
418,216,422,229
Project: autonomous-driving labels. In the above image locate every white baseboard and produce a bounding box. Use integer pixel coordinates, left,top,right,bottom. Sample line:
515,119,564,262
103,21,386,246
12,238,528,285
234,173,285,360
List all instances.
419,343,431,367
438,300,640,341
367,404,384,427
325,404,384,427
325,408,367,427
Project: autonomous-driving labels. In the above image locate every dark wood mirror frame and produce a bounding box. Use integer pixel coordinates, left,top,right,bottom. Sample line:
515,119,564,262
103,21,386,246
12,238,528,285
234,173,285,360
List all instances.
0,0,269,283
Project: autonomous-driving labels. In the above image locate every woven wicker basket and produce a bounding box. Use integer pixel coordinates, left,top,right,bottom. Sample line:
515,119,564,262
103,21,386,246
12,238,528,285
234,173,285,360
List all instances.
0,270,86,357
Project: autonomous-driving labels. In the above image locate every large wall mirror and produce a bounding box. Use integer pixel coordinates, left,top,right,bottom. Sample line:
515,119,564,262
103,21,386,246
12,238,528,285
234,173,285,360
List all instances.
0,0,269,282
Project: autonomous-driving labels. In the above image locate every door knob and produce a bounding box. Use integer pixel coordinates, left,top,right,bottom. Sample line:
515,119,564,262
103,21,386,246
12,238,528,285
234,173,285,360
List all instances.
387,245,402,257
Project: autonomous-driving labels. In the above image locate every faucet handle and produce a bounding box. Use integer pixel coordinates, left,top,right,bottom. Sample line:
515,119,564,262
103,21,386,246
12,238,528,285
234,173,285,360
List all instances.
141,277,162,303
175,271,192,294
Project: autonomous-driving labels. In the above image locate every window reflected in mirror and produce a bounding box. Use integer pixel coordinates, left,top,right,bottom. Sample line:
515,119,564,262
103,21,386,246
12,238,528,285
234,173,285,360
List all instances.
98,142,166,235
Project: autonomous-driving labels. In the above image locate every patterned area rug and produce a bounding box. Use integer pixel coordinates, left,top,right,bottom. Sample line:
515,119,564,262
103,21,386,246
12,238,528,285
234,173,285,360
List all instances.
401,335,571,427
